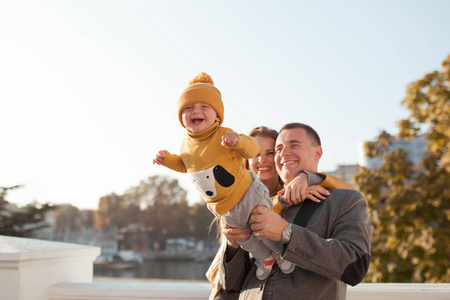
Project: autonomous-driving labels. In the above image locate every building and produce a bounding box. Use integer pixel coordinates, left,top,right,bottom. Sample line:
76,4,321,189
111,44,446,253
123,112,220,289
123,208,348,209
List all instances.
357,135,426,169
323,164,358,186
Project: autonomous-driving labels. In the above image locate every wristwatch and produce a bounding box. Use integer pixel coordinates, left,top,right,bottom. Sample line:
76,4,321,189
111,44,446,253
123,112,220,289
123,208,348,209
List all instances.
281,223,293,244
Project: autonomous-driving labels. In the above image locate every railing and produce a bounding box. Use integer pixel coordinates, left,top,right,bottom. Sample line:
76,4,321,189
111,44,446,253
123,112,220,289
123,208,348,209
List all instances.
47,282,450,300
1,235,449,300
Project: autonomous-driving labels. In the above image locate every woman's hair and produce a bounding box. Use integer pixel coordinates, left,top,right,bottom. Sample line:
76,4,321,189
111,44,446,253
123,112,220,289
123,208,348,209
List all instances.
245,126,279,170
248,126,279,141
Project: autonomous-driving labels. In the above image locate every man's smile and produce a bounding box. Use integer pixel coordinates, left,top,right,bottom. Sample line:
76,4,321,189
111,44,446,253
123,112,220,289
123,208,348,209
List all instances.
281,160,297,167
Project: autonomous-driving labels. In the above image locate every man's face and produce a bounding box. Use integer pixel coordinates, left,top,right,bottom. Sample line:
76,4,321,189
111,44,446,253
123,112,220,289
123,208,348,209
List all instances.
275,128,322,184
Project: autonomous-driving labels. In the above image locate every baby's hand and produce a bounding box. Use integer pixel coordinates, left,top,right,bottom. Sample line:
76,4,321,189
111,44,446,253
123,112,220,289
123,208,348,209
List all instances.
221,133,239,147
153,150,167,165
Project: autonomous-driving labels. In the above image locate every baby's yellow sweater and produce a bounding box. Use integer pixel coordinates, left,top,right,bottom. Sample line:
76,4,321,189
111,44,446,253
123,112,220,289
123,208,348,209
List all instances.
162,122,259,216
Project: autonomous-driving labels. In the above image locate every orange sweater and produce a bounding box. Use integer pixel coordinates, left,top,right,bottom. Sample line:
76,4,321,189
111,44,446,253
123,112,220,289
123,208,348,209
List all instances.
272,172,355,214
161,122,259,215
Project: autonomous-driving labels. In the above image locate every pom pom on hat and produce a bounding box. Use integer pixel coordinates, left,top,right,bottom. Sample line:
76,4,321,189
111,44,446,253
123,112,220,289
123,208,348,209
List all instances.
189,72,214,85
178,72,224,128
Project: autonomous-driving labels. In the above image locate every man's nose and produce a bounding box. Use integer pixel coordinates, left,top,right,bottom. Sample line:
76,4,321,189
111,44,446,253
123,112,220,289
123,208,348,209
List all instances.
279,147,290,156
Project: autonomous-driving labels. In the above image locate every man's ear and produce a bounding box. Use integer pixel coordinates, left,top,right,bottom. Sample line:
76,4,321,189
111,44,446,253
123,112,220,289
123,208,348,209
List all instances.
315,146,323,161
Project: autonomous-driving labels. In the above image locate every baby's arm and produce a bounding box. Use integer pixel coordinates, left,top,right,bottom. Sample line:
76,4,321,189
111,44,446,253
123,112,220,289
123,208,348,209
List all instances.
221,131,259,158
221,133,239,147
153,150,167,165
153,150,187,173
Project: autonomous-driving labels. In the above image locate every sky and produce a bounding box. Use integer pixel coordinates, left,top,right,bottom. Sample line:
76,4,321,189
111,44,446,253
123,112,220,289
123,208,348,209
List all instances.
1,1,449,210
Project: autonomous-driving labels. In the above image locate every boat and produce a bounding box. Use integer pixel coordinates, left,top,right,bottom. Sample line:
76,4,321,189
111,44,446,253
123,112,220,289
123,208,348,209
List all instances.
94,251,142,270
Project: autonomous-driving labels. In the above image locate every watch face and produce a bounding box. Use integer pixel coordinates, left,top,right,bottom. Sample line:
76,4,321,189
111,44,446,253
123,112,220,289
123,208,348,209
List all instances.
284,229,292,240
282,227,292,243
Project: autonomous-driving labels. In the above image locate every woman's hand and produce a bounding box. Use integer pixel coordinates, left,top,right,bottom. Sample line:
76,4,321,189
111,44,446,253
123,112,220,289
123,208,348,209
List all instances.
222,223,251,249
283,172,330,205
304,185,330,203
249,205,288,242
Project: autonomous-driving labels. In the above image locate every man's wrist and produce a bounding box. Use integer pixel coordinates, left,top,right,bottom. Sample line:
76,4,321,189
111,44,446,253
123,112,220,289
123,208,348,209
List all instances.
281,223,293,244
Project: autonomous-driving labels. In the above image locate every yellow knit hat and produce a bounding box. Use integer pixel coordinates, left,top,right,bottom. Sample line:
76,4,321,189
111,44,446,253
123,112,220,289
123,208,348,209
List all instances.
178,72,224,128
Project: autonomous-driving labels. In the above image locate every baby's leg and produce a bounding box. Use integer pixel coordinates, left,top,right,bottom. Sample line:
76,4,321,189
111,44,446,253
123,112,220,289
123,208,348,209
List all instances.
222,173,282,258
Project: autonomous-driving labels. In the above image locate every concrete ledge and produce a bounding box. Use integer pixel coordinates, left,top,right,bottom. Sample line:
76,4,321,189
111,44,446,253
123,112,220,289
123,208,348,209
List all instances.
48,282,213,300
347,283,450,300
0,235,100,300
47,282,450,300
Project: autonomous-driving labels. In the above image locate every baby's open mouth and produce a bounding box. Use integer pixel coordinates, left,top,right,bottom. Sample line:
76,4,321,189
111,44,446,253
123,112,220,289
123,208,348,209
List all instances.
191,118,203,124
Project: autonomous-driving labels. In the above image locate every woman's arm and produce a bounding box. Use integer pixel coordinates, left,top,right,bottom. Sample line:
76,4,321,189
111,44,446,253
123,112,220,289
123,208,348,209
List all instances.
282,171,354,205
315,172,354,189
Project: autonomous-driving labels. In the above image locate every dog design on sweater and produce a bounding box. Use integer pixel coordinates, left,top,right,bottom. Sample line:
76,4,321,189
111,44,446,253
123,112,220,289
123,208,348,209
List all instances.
191,165,235,198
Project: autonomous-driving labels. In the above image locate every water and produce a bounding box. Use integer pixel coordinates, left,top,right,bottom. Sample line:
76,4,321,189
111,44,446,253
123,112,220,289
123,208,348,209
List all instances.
94,259,214,281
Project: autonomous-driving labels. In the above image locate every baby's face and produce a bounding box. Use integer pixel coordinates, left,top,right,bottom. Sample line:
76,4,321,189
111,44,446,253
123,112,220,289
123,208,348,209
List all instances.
181,102,219,133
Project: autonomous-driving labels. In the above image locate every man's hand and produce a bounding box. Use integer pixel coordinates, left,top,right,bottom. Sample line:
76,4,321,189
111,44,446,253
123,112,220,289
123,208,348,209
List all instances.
153,150,167,165
222,223,251,249
249,205,289,242
221,133,239,147
283,172,330,205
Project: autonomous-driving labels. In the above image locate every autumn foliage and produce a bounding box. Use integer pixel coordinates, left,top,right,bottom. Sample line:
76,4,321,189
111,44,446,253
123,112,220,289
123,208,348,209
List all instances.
355,55,450,282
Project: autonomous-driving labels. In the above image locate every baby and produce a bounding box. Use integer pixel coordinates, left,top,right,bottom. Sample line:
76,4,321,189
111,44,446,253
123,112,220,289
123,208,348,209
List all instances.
153,72,294,280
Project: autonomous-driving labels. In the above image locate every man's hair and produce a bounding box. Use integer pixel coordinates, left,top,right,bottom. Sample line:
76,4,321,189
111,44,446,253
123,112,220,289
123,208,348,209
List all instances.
280,123,321,146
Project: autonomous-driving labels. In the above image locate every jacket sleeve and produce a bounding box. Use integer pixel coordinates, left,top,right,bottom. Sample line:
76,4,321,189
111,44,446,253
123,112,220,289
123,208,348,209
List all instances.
161,151,187,173
317,172,354,189
304,171,354,190
274,172,355,214
282,189,372,286
219,246,252,293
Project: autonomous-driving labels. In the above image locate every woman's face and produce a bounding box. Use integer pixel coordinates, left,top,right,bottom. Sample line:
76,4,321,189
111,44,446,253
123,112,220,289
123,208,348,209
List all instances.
248,136,278,184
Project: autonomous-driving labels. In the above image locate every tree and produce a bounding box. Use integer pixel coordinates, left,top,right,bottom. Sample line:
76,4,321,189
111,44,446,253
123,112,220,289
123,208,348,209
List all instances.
189,201,217,240
93,174,219,250
54,204,82,232
94,193,127,230
126,175,190,246
355,54,450,283
0,185,55,237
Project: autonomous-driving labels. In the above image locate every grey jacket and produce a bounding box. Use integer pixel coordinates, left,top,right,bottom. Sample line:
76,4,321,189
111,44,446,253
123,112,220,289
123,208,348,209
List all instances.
218,188,373,300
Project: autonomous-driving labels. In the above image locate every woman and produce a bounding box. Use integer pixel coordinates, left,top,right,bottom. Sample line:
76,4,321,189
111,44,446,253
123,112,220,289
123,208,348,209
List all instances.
246,126,283,196
207,126,353,299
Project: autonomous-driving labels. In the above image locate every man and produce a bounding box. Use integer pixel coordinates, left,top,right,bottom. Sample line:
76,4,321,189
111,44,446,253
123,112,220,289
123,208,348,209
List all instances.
218,123,372,300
